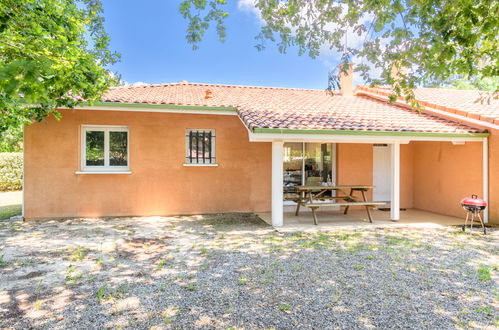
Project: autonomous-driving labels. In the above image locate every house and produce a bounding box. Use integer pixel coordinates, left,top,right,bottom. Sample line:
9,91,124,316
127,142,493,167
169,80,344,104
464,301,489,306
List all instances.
23,68,499,225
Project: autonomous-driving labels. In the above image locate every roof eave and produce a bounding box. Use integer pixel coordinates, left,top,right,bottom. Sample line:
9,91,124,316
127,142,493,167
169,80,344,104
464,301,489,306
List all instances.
252,127,489,138
74,101,238,112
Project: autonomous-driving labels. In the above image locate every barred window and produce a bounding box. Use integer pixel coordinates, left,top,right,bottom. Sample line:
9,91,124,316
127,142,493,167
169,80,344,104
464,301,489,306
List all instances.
185,129,216,165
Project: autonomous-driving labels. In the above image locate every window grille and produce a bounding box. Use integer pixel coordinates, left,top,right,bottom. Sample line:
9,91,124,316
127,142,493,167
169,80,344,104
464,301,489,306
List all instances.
185,129,216,164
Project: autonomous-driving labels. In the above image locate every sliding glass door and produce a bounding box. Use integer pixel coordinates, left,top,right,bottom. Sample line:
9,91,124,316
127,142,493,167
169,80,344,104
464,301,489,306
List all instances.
283,143,336,201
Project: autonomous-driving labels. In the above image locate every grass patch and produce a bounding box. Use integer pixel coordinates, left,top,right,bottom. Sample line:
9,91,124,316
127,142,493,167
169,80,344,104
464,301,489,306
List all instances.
34,300,43,310
477,265,492,281
65,266,83,284
354,264,365,271
156,259,169,270
69,245,87,261
238,276,248,286
279,304,292,311
97,286,106,302
0,204,21,220
473,306,493,316
0,254,8,267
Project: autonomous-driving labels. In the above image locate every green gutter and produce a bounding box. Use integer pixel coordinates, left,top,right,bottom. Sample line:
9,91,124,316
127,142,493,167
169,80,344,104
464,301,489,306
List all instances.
253,127,489,138
78,101,238,112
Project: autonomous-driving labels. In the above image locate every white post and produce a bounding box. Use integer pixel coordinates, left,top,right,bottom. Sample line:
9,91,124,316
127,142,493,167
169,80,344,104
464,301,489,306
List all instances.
483,137,489,223
390,142,400,221
272,141,284,227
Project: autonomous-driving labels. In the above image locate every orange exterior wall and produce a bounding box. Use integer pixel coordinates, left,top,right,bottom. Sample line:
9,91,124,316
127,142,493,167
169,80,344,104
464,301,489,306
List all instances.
412,141,483,219
488,129,499,224
337,144,373,194
24,109,272,219
336,143,414,208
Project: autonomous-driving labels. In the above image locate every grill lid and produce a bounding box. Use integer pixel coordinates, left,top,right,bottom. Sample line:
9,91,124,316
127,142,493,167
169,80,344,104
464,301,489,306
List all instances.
460,195,487,207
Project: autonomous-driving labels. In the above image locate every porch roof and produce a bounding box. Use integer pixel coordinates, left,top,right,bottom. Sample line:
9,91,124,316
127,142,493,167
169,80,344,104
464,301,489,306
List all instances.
96,82,487,136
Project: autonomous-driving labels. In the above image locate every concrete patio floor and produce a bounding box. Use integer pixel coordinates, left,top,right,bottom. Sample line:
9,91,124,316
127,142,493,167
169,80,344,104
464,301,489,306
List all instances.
257,207,468,232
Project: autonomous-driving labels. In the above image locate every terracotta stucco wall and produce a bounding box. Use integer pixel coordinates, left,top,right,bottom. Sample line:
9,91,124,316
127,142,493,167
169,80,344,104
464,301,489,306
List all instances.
400,144,414,209
337,144,373,200
412,141,483,218
336,143,413,208
24,109,272,219
488,129,499,224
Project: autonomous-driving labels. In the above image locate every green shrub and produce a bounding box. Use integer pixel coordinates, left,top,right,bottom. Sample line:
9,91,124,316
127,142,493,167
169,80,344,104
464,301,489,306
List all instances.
0,153,23,191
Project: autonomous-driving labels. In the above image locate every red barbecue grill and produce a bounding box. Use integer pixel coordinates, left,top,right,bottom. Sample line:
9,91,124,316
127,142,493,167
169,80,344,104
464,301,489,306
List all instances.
460,195,487,234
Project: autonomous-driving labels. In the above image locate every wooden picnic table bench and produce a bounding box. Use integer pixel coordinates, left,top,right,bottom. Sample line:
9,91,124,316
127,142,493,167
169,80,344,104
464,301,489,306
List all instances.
304,201,386,225
293,185,386,225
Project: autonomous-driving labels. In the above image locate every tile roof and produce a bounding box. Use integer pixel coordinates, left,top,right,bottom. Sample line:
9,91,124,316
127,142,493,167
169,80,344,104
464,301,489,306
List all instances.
100,82,485,134
357,85,499,125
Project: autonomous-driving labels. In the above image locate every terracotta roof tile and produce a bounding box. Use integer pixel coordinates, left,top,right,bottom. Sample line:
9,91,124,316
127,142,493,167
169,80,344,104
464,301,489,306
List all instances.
100,82,485,134
358,85,499,125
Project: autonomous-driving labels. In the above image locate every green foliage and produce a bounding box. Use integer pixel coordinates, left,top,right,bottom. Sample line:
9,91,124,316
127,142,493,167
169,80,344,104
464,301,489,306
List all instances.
279,304,292,311
97,286,106,302
0,254,8,267
450,76,499,91
0,125,22,152
0,0,120,131
0,152,22,191
477,265,492,282
179,0,499,99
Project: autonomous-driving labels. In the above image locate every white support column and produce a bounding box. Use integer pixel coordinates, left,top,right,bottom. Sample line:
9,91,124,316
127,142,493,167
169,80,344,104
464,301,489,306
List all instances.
483,137,489,223
271,141,284,227
390,142,400,221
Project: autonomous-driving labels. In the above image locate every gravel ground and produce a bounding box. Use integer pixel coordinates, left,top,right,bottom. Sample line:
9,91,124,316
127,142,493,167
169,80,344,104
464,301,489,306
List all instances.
0,213,497,329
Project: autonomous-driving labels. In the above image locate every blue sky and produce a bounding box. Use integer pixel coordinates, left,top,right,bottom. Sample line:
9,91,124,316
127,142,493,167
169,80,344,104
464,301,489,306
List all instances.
102,0,349,89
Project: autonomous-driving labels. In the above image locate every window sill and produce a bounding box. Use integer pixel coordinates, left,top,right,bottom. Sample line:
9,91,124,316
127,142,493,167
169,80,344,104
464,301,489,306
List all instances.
183,163,218,167
75,171,132,175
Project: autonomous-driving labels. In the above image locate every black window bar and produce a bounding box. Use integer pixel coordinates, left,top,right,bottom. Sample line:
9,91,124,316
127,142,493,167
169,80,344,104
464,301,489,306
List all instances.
187,130,215,164
189,130,193,163
207,131,211,163
196,130,199,163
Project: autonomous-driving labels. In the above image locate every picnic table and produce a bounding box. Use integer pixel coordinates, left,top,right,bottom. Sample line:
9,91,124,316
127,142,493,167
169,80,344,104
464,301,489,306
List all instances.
292,185,386,225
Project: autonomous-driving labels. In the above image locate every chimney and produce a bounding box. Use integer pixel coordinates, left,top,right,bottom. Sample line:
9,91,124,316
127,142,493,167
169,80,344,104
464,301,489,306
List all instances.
338,63,354,96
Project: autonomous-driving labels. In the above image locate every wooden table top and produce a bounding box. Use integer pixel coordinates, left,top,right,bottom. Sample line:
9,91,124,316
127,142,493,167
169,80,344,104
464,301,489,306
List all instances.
294,185,374,191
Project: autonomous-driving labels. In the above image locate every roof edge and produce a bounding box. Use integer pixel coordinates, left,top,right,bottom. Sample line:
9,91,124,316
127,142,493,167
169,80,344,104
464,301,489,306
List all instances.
356,86,499,127
77,101,238,112
252,127,489,138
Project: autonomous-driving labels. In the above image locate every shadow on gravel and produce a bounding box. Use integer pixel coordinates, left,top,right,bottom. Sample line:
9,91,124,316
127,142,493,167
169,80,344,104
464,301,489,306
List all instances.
0,213,497,329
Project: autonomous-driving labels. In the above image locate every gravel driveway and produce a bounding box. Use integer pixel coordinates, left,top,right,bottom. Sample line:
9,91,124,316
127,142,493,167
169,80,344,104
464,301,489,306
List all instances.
0,213,497,329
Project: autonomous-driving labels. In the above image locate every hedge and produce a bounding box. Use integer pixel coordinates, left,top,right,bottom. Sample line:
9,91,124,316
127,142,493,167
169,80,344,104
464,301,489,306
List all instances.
0,153,23,191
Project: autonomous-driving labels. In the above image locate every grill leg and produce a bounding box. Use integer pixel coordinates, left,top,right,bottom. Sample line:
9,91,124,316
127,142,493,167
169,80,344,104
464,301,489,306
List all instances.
477,212,486,234
464,212,469,231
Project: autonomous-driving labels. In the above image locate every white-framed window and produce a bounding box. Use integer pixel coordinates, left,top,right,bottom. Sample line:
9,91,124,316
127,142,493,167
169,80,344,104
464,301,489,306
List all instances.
81,125,129,172
185,129,216,165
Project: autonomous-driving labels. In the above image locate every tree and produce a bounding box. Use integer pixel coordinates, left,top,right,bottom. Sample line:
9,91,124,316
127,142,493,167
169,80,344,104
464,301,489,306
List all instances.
179,0,498,102
450,76,499,91
0,0,119,130
0,124,22,152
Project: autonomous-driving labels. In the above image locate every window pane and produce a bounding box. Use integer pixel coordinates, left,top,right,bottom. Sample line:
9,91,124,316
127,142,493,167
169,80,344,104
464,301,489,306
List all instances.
86,131,105,166
109,131,128,166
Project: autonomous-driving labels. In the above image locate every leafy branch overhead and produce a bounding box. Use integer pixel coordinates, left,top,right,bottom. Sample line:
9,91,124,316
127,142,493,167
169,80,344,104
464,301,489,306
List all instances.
0,0,120,130
179,0,498,97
